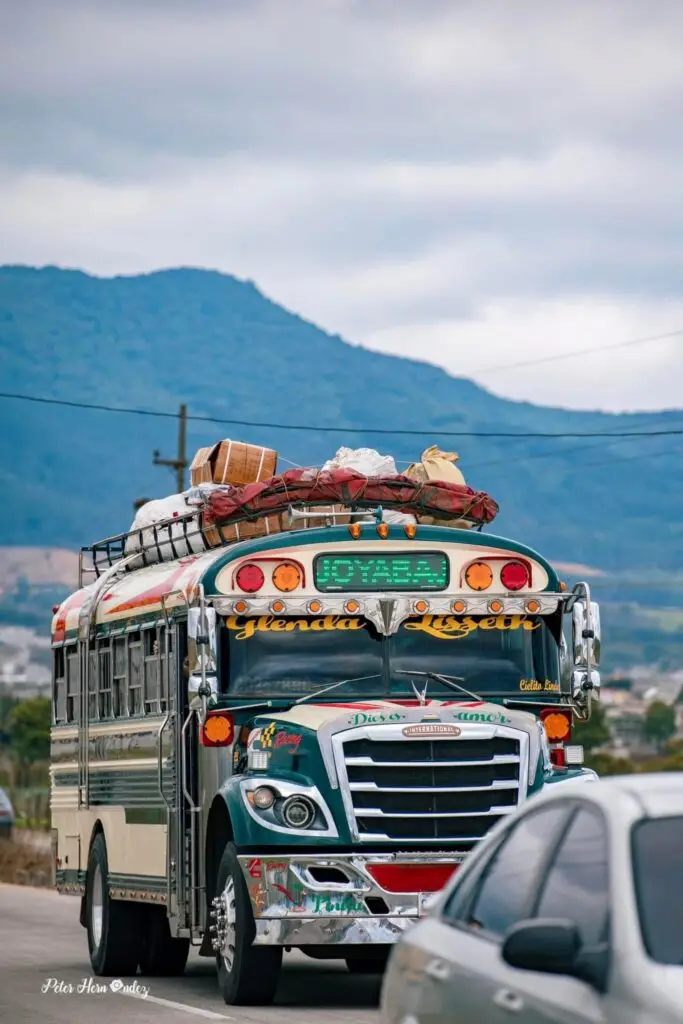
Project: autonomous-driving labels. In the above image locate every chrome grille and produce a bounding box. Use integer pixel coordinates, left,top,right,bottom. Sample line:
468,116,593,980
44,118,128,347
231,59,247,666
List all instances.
335,726,527,846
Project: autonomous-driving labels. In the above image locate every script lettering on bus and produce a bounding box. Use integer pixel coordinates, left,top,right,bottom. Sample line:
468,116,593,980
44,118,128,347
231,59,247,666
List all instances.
519,679,561,693
225,615,366,640
403,614,542,641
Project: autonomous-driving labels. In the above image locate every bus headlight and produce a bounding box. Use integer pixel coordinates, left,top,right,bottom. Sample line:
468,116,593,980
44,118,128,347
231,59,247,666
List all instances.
252,786,275,810
281,795,315,830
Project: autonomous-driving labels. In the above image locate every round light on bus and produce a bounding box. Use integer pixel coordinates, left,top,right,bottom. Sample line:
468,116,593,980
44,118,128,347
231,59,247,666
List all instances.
541,711,571,743
252,787,275,810
307,600,322,614
235,564,265,593
282,795,316,830
452,600,466,614
233,599,249,614
488,599,504,614
270,600,286,614
526,599,541,614
345,600,360,614
414,600,429,614
272,562,302,593
465,562,493,591
500,560,529,591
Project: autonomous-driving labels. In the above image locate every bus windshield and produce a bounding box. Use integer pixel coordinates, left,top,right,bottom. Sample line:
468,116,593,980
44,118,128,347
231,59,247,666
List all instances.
221,613,562,701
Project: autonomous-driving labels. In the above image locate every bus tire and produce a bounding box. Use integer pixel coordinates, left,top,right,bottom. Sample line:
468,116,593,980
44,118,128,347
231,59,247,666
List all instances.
86,833,143,976
214,843,282,1006
139,905,190,977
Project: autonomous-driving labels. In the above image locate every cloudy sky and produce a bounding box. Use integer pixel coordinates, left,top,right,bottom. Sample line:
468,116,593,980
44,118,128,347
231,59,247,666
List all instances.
2,0,683,412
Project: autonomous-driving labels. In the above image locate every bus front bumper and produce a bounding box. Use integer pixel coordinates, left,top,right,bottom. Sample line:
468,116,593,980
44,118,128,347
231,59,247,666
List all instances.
237,851,465,947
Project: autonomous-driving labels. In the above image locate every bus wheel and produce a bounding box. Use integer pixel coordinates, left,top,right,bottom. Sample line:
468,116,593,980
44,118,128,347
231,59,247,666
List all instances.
86,833,142,976
212,843,282,1005
139,905,190,977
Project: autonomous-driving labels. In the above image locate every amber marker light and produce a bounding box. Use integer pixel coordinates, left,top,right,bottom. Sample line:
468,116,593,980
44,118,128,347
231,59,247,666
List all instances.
233,600,248,614
452,600,466,614
404,524,417,539
526,599,541,613
308,600,322,614
348,524,362,539
488,599,504,614
377,523,390,539
541,710,571,743
272,562,302,593
271,600,286,614
465,561,493,591
414,600,429,614
200,712,234,748
345,600,360,614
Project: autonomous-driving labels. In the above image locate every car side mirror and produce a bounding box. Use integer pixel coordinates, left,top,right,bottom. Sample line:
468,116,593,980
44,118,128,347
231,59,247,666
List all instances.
502,919,581,976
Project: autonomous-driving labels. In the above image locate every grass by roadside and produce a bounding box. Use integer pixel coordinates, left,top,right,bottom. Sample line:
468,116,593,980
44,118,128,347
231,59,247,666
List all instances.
0,836,52,887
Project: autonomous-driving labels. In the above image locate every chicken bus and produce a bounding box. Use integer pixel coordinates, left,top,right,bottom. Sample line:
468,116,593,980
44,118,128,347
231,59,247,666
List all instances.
50,514,601,1006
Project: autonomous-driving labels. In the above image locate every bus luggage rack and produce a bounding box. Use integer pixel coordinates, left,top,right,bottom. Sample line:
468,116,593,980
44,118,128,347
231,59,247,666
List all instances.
78,512,211,588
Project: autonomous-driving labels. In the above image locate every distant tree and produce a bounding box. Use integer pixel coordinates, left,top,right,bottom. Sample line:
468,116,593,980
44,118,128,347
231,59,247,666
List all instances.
7,697,51,785
586,752,635,776
644,701,676,752
573,701,611,753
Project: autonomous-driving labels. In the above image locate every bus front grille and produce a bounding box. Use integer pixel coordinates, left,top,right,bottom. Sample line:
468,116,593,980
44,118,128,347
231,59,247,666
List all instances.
339,733,523,847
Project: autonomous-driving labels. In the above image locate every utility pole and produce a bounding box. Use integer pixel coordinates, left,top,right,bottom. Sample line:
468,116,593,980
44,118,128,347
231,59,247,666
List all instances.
153,403,189,493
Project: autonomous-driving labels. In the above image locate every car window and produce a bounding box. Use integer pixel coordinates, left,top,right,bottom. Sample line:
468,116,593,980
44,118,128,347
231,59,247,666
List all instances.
533,806,609,946
441,826,513,922
632,815,683,966
0,789,11,810
460,803,572,937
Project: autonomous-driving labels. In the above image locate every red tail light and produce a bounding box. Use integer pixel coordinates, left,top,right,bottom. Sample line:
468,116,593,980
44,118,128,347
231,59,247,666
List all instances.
200,711,235,747
235,563,265,593
500,560,530,591
366,863,459,893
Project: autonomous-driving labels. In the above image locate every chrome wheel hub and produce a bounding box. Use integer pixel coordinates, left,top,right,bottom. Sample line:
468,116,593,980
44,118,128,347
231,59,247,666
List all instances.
91,864,103,949
210,877,236,969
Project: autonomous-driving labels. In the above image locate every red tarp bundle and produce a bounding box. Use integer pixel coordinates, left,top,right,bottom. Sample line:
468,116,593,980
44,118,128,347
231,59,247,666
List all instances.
203,468,499,526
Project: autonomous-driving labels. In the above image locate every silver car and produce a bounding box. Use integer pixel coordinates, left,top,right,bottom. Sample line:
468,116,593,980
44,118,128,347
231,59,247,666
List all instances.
0,787,14,839
380,773,683,1023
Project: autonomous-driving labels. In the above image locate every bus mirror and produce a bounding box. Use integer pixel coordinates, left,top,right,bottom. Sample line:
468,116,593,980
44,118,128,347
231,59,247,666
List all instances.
188,606,217,669
571,669,601,702
559,633,570,687
571,600,601,669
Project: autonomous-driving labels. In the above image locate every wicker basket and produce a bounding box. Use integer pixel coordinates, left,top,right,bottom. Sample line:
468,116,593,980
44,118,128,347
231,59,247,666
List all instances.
190,439,277,487
202,512,286,547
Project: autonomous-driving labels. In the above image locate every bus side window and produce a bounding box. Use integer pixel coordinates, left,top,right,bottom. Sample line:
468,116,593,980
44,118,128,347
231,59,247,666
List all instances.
88,646,98,721
144,627,161,716
113,637,128,717
159,626,173,714
99,641,112,720
66,646,79,724
53,647,67,724
128,632,143,716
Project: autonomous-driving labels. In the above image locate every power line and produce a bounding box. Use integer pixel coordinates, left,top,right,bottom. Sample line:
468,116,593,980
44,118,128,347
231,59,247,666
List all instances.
468,326,683,376
2,390,683,439
468,416,683,470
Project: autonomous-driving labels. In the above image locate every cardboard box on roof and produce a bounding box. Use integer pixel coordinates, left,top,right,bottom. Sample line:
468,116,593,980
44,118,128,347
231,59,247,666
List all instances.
190,440,277,488
202,512,286,547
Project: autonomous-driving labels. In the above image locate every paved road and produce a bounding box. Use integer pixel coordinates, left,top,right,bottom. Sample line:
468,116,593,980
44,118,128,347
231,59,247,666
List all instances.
0,884,383,1024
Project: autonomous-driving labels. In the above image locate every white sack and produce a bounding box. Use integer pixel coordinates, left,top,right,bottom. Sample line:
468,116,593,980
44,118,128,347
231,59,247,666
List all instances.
124,492,207,566
321,446,415,525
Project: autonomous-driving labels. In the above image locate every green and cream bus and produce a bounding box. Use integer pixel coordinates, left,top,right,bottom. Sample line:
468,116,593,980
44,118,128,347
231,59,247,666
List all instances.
50,513,601,1006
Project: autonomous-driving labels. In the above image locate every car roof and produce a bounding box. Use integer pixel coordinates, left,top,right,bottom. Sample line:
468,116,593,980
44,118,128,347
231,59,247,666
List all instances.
535,773,683,819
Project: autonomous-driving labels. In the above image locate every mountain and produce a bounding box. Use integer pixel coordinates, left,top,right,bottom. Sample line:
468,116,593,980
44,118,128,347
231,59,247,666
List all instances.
1,264,682,573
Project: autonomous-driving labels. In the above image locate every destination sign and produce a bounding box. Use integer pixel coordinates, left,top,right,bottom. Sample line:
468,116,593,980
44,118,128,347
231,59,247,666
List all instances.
313,552,449,592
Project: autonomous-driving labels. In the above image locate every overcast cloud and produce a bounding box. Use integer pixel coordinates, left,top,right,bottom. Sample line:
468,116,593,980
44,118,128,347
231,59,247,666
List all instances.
1,0,683,411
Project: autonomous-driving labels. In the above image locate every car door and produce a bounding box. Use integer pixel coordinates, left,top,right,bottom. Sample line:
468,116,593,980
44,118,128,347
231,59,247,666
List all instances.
410,801,575,1024
485,804,611,1024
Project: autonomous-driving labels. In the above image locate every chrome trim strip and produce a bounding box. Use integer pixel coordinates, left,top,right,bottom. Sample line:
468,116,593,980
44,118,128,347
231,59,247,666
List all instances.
345,755,520,767
349,780,518,793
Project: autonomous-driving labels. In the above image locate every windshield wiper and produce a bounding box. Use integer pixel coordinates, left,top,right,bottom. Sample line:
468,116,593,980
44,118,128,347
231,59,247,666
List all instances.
395,669,483,705
292,674,383,707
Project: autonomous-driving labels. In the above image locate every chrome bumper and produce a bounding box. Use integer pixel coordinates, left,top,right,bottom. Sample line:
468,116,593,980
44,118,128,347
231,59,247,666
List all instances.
237,851,464,946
